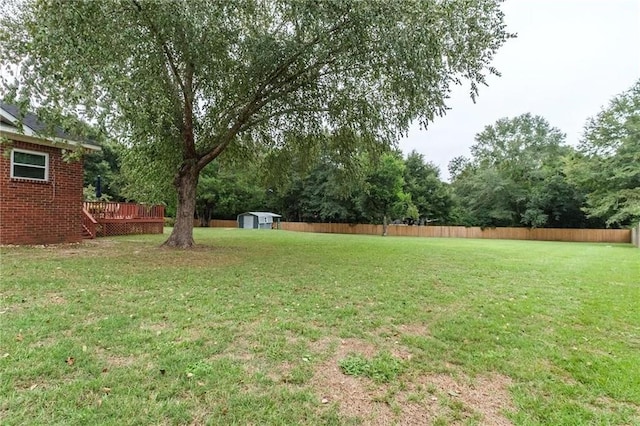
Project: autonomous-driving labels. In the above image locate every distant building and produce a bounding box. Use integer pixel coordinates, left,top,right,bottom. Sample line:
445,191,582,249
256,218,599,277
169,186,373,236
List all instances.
237,212,282,229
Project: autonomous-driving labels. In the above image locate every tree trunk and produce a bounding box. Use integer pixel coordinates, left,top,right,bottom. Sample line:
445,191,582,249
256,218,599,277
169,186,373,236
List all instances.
163,162,198,248
382,214,388,236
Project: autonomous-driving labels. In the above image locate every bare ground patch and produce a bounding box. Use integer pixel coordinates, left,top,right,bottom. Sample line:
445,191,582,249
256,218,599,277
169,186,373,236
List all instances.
311,337,514,425
2,238,245,269
0,292,68,316
587,395,640,422
47,293,67,305
417,373,514,425
139,321,173,334
95,347,141,368
377,323,431,340
311,338,394,424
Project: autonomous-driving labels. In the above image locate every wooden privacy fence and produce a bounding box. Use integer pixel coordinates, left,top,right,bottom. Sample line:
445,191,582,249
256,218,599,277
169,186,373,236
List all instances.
206,219,632,244
210,219,239,228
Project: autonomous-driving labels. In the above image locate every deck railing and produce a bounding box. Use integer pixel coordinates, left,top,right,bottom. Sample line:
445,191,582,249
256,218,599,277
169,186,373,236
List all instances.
83,202,165,221
83,202,165,237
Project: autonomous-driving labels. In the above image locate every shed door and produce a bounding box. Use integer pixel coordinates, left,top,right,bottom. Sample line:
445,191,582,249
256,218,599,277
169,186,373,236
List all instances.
242,215,254,228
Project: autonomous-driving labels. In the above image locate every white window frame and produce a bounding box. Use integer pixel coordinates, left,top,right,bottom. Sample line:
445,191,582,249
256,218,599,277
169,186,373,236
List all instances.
10,148,49,181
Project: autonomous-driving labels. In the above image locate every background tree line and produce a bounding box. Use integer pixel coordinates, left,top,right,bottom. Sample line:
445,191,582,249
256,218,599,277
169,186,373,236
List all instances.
86,79,639,229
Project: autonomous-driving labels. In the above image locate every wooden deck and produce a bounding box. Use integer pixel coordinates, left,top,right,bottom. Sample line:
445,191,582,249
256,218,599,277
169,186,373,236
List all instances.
83,202,165,238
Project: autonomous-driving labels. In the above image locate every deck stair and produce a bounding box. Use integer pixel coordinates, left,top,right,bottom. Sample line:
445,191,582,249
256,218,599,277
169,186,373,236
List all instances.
81,207,97,239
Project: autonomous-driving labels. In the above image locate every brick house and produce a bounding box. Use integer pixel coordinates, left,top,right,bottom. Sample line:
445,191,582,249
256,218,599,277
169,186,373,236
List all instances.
0,103,100,245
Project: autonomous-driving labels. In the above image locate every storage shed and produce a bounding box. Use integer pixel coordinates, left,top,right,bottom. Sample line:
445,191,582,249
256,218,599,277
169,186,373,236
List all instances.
237,212,282,229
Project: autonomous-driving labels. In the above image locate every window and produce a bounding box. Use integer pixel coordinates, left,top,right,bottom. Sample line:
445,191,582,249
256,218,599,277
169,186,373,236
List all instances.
11,149,49,181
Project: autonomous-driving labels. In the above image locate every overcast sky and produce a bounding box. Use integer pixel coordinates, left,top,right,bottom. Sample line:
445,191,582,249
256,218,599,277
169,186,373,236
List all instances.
399,0,640,181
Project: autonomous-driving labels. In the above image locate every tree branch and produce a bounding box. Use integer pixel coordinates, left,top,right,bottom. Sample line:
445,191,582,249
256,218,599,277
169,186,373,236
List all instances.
131,0,186,99
238,107,330,133
195,17,356,171
182,61,196,159
257,17,352,97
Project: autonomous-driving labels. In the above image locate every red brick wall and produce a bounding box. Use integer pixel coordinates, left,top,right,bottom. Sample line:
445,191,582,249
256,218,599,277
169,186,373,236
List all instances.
0,139,84,245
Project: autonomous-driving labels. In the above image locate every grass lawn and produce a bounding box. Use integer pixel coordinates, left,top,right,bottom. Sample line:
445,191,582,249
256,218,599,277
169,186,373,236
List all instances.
1,229,639,425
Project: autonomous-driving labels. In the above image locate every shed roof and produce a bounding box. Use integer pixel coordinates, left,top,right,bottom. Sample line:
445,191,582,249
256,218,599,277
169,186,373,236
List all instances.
243,212,282,218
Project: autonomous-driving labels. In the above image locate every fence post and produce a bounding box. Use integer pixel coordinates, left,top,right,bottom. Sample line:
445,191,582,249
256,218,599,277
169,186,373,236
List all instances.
633,223,640,248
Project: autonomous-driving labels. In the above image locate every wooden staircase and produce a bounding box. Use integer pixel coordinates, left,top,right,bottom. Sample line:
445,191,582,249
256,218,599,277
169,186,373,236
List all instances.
82,207,97,239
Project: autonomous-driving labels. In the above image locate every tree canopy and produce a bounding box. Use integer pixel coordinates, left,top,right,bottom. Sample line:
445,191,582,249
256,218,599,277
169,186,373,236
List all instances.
1,0,512,247
450,114,589,228
403,150,453,224
359,152,407,235
570,79,640,227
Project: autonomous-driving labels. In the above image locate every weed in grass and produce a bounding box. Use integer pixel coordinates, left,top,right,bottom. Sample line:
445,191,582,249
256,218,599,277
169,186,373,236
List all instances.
338,353,370,377
433,417,449,426
338,351,404,383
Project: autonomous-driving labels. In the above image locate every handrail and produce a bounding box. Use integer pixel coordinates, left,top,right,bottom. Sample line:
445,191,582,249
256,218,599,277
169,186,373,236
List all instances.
81,207,97,238
82,207,98,224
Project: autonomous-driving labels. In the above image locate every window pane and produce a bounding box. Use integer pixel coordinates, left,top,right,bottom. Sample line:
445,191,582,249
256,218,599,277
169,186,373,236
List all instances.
13,165,46,180
14,151,46,166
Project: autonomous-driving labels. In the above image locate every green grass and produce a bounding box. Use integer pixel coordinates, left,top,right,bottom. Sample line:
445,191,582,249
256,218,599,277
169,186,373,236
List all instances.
1,229,639,425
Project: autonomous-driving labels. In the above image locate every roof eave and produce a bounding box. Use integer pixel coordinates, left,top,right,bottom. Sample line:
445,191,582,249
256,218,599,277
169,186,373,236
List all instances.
0,128,101,151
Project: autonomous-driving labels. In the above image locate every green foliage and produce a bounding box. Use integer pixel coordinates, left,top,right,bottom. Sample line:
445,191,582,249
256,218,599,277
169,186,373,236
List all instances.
451,113,588,228
359,152,408,227
83,184,112,202
571,79,640,227
403,150,453,223
196,161,268,222
0,0,513,245
339,352,404,383
285,159,366,223
83,140,125,201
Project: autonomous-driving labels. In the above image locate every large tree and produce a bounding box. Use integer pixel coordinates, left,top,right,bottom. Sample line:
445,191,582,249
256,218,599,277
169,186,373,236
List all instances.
403,150,453,224
450,114,587,228
359,152,408,236
568,80,640,227
1,0,512,247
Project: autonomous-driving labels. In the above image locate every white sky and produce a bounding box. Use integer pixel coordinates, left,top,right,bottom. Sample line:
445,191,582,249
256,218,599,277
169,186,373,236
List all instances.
399,0,640,181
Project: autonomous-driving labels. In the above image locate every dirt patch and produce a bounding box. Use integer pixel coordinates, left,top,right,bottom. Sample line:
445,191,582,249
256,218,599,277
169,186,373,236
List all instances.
139,321,173,334
330,337,411,360
29,336,58,349
312,340,392,423
1,292,67,315
395,323,430,337
47,293,67,305
589,395,640,420
3,238,245,269
378,323,431,340
95,347,140,368
310,338,400,424
307,336,335,355
418,373,514,425
311,337,514,425
152,245,246,269
13,379,54,392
